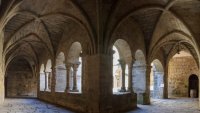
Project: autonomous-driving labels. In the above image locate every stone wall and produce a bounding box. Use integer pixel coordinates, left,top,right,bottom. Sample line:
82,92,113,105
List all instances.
0,32,4,103
6,59,37,97
168,56,199,97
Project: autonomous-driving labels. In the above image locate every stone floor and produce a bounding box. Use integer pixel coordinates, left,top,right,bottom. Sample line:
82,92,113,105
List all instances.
0,98,199,113
0,98,74,113
128,98,200,113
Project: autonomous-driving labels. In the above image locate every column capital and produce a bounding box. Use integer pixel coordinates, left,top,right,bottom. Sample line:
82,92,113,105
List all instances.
118,59,126,66
65,63,73,69
128,59,135,67
146,65,152,70
73,62,81,71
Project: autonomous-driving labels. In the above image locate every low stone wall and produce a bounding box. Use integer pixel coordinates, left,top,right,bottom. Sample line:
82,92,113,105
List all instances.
38,92,137,113
112,93,137,113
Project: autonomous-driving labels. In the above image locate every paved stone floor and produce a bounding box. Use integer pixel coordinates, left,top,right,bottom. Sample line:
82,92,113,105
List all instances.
0,98,74,113
0,98,199,113
128,98,200,113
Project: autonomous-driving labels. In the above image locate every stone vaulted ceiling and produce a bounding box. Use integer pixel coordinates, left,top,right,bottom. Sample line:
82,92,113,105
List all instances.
1,0,200,67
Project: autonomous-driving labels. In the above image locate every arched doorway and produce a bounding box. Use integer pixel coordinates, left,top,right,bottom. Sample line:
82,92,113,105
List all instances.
67,42,83,93
6,58,37,98
112,39,132,93
150,59,164,99
188,74,199,98
55,52,66,92
133,50,146,103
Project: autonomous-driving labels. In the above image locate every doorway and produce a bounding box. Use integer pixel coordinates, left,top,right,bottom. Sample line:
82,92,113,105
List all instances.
188,74,199,98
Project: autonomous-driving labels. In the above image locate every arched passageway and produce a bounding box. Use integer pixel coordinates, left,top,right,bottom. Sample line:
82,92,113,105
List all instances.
188,74,199,98
150,59,164,99
45,59,52,92
133,50,147,103
67,42,83,93
55,52,66,92
112,39,132,93
168,51,199,98
5,58,37,98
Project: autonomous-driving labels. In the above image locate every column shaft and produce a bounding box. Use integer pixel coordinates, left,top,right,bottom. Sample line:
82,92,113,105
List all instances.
128,60,134,92
118,59,126,92
72,62,80,92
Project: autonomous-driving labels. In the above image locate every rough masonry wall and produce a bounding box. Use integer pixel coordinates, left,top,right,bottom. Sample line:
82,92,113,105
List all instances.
6,59,37,97
168,56,199,97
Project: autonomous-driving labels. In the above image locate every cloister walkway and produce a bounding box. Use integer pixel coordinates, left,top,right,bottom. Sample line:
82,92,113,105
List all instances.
128,98,199,113
0,98,199,113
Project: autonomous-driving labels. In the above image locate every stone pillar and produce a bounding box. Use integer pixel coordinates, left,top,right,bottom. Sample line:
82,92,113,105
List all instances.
145,65,152,104
51,66,56,93
85,55,112,113
137,65,151,105
72,62,80,92
163,65,168,99
65,63,72,92
128,60,134,92
44,71,47,91
118,59,126,92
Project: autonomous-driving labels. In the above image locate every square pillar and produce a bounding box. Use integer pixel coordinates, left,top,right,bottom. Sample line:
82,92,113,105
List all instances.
84,54,113,113
135,65,151,105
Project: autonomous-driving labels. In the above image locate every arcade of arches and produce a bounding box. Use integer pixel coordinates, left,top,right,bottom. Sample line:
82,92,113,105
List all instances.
0,0,200,113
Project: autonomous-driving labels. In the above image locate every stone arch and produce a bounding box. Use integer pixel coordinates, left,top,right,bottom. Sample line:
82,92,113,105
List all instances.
55,52,66,92
45,59,52,92
67,42,82,92
40,64,45,91
112,39,132,93
5,57,37,97
133,50,146,95
150,59,164,99
168,51,199,98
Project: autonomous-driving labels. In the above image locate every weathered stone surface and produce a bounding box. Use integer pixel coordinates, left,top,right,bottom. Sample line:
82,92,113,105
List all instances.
127,98,199,113
168,56,199,97
0,0,199,113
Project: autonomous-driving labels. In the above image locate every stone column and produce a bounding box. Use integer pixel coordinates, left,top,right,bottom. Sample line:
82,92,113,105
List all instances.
136,65,151,105
72,62,80,92
51,66,56,93
128,60,134,92
118,59,126,92
44,71,47,91
65,63,72,92
145,65,152,104
84,54,113,113
163,64,168,99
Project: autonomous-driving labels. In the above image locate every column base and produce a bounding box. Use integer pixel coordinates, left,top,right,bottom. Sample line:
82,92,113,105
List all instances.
70,89,79,92
44,89,50,92
119,87,126,92
137,93,150,105
64,88,70,93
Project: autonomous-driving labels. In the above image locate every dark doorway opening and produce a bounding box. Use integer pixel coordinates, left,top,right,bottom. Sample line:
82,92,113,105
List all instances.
188,74,199,98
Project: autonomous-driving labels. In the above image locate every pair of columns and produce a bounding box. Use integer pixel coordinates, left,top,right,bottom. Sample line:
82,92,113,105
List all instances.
65,62,81,92
118,59,134,92
43,71,51,91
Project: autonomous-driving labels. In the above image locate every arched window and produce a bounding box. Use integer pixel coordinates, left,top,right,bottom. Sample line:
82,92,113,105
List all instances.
45,59,52,92
112,39,132,93
67,42,82,93
55,52,66,92
40,64,45,91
